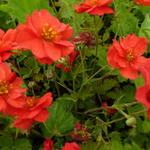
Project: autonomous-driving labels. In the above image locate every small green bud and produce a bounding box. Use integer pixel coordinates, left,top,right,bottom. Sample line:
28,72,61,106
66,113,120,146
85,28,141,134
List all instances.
126,116,136,127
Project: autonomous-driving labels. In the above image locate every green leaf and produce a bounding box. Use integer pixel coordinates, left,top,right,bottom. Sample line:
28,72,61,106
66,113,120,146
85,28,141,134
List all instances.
141,120,150,133
58,0,76,18
110,132,123,150
96,79,118,94
133,74,144,88
44,101,76,136
0,0,55,23
13,139,32,150
111,0,139,36
0,134,13,148
81,142,100,150
97,46,107,66
139,14,150,40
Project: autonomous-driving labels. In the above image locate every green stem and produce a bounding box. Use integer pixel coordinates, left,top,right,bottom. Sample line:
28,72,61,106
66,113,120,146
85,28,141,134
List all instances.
107,109,146,125
79,65,108,92
49,0,57,14
93,16,99,59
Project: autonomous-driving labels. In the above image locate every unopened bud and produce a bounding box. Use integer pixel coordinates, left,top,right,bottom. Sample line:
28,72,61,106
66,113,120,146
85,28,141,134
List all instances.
126,116,136,127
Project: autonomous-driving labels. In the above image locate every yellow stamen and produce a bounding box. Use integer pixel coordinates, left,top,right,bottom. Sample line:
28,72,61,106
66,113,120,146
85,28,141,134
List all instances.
126,50,135,62
0,81,8,95
41,24,58,41
26,98,36,107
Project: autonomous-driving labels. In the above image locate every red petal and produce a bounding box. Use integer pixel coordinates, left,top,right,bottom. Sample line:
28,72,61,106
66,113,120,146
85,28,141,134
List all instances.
44,42,61,61
87,6,113,15
34,109,49,122
136,85,150,107
133,37,148,56
13,119,33,130
0,96,6,112
120,66,138,79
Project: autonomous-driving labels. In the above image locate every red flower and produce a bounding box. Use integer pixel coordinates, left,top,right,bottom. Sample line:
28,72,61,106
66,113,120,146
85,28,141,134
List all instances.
0,63,26,114
134,0,150,6
62,142,80,150
0,29,17,62
44,139,54,150
135,60,150,108
147,109,150,119
136,84,150,108
75,0,114,16
13,92,53,130
16,9,74,64
107,34,148,79
56,50,79,72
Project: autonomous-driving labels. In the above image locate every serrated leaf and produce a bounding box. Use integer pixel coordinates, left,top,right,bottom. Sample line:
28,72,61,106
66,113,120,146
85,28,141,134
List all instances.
44,101,76,136
111,0,139,36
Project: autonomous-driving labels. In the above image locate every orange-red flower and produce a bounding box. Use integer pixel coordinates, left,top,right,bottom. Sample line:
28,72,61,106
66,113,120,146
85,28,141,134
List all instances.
134,0,150,6
16,9,74,64
62,142,80,150
0,29,17,62
44,139,54,150
13,92,53,130
107,34,148,79
136,84,150,108
135,60,150,119
75,0,114,16
136,60,150,107
0,63,26,114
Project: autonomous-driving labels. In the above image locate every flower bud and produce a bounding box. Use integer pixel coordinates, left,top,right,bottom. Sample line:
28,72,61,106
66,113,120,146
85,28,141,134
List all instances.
125,116,136,127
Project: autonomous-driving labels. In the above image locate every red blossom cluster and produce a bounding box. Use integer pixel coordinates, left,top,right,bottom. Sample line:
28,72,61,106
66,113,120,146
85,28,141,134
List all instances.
0,9,78,130
107,33,150,118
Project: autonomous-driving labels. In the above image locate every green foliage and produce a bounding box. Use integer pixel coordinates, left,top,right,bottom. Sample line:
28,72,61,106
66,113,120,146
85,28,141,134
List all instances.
133,74,145,88
0,133,31,150
0,0,55,23
111,0,139,36
44,100,76,136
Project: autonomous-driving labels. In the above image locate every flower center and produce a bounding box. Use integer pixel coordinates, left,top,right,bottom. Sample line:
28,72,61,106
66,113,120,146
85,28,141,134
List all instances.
87,0,99,5
41,24,57,41
26,98,36,107
0,81,9,95
126,50,135,62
